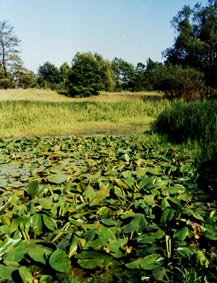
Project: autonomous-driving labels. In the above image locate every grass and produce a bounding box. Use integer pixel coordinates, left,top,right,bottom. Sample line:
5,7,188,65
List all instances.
153,99,217,162
0,89,169,137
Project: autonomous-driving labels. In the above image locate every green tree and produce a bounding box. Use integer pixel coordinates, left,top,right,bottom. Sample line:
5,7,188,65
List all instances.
67,52,115,97
164,1,217,93
153,64,205,101
60,62,70,83
0,20,22,88
14,67,37,88
111,57,135,91
37,62,61,89
143,58,163,91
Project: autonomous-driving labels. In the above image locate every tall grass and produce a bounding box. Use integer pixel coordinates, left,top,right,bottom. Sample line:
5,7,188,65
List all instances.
153,99,217,161
0,96,170,137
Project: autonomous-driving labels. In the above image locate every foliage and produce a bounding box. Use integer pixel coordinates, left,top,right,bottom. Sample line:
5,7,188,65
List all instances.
59,62,71,90
0,135,216,282
111,57,135,91
14,68,37,88
153,99,217,161
0,20,21,81
37,62,61,89
164,1,217,92
151,64,205,101
67,52,115,97
0,94,168,136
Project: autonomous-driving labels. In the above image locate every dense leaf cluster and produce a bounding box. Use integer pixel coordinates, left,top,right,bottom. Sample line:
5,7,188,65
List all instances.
0,136,216,282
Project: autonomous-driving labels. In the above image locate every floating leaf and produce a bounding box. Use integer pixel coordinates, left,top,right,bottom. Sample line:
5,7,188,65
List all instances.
48,173,68,184
26,180,39,199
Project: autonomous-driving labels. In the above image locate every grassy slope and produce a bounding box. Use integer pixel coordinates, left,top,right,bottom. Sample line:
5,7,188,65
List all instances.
0,89,167,137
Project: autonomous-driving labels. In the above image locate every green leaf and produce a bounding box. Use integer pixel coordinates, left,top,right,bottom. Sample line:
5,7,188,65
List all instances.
48,173,68,184
174,226,189,241
101,218,118,227
126,254,163,270
195,250,209,267
176,247,194,257
138,230,165,244
49,249,71,272
27,244,52,264
122,213,146,233
39,275,53,283
68,237,78,258
3,244,26,264
152,266,167,280
31,213,43,235
140,254,163,270
126,258,143,269
78,258,104,269
0,264,17,280
83,185,96,201
43,215,57,231
191,211,204,222
115,178,129,190
114,186,126,199
204,224,217,240
19,266,34,283
99,228,116,241
26,180,39,199
160,208,175,224
0,238,21,257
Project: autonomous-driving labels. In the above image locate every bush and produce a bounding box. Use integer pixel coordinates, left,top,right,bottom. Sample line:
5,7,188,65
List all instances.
0,78,13,89
153,65,205,101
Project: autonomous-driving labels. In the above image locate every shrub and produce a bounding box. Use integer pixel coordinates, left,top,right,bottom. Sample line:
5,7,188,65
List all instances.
153,65,205,101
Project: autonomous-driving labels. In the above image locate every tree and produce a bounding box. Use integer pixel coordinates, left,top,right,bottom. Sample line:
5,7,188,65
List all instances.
37,62,61,89
111,58,135,91
164,1,217,93
60,62,71,83
67,52,115,97
14,67,37,88
0,20,21,81
153,64,205,101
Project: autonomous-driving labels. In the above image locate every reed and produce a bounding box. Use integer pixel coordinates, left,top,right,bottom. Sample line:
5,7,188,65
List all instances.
0,90,169,137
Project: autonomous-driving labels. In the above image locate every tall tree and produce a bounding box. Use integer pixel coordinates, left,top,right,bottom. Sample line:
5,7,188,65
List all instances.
0,20,21,79
164,1,217,91
67,52,115,97
37,62,61,89
111,58,135,91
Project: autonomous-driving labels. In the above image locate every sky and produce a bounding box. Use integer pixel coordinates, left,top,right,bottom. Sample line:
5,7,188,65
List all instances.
0,0,206,73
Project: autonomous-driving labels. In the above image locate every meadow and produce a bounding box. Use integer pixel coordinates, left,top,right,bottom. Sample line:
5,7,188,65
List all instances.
0,89,216,283
0,89,167,137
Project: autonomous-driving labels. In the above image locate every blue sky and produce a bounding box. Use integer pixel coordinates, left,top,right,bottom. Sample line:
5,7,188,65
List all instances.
0,0,205,73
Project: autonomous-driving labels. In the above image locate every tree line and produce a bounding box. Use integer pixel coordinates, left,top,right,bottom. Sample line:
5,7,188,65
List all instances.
1,0,217,100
